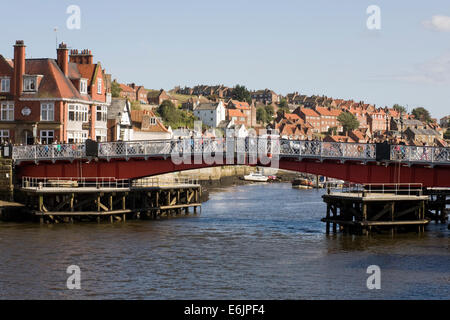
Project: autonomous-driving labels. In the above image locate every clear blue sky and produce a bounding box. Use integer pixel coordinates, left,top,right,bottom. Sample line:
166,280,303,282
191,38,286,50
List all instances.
1,0,449,118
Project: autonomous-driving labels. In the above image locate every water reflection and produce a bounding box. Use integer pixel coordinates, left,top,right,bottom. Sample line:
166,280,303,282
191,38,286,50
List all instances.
0,183,448,299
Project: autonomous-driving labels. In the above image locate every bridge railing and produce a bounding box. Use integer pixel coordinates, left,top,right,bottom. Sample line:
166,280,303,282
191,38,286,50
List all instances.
11,139,450,165
12,144,86,162
132,177,200,188
390,145,450,164
279,140,376,160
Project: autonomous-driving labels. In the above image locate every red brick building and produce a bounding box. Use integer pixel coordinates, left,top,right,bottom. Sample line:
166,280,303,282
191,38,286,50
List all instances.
293,107,321,133
314,106,342,133
0,41,110,144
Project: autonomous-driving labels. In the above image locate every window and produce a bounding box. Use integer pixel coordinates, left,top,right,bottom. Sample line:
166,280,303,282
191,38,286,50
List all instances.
0,130,9,142
96,105,107,122
150,117,156,125
95,129,107,142
97,78,102,94
40,130,54,144
68,104,88,122
0,102,14,121
80,79,88,94
67,131,88,144
23,77,37,92
0,78,10,93
41,103,54,121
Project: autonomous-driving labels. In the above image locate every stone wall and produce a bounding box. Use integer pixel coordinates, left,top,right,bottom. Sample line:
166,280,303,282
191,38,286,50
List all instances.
0,158,13,201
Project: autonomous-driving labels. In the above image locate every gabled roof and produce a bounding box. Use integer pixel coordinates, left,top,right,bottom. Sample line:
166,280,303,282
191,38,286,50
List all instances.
0,55,14,72
195,102,222,111
108,99,129,120
130,109,170,133
119,83,135,93
22,59,86,101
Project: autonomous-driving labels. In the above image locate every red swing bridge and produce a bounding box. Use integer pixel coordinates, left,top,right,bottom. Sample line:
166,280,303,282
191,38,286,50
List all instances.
11,138,450,187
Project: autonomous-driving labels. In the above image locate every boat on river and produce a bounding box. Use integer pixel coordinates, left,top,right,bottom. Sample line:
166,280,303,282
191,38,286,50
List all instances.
291,177,314,189
243,171,269,182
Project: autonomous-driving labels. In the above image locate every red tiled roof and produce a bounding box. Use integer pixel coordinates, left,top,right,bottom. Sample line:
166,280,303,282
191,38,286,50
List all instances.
229,100,250,110
119,83,135,93
300,108,319,117
228,109,246,118
284,113,300,120
130,109,170,133
23,59,86,101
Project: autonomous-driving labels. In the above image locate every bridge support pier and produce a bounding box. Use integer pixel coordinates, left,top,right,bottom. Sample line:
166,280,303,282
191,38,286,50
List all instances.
17,182,202,224
322,188,429,235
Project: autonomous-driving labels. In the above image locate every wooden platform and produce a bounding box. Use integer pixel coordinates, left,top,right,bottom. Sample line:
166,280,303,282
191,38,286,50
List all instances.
17,183,202,224
322,190,429,235
323,192,428,202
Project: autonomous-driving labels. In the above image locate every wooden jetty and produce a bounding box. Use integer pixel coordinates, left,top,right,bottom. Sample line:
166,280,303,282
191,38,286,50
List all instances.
322,184,430,235
424,188,450,223
18,177,201,224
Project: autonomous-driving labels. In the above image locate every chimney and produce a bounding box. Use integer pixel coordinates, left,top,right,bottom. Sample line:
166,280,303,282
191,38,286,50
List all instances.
57,42,69,76
13,40,26,97
69,49,93,64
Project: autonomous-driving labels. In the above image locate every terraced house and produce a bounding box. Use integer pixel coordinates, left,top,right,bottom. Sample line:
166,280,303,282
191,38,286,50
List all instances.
0,41,111,144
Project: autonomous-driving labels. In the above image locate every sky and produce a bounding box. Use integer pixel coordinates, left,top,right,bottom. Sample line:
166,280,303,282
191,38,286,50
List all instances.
1,0,449,119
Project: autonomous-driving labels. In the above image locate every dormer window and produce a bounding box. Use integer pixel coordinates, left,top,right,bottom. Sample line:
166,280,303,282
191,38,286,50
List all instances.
80,79,88,94
0,78,10,93
23,76,37,92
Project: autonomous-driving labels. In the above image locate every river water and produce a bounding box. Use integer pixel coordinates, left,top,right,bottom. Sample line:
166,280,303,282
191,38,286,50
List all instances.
0,183,448,299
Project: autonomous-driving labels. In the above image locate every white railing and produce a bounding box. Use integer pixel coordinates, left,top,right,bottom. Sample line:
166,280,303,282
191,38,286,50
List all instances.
327,182,424,197
11,139,450,165
13,144,85,161
21,176,130,189
21,176,199,189
132,177,200,188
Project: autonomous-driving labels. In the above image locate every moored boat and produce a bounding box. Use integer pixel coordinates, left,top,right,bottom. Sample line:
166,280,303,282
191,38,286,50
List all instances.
291,177,314,189
243,171,269,182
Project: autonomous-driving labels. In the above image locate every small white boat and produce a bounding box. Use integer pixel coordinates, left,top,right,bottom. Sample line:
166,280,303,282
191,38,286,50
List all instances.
243,171,269,182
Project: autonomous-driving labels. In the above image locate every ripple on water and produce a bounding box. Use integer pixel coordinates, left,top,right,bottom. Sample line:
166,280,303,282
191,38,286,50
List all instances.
0,183,448,299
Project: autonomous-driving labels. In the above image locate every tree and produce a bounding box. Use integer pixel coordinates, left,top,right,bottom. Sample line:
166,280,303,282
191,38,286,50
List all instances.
337,112,359,134
264,105,275,123
111,81,122,98
393,104,406,115
232,85,252,104
279,98,288,110
130,100,141,111
327,127,338,135
256,107,267,124
412,107,432,123
157,100,180,124
156,100,196,129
